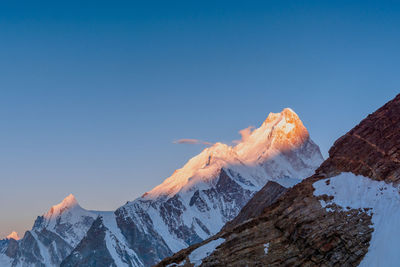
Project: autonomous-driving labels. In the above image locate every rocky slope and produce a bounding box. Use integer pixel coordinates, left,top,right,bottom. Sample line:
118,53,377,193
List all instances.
157,94,400,267
61,108,323,267
0,194,108,267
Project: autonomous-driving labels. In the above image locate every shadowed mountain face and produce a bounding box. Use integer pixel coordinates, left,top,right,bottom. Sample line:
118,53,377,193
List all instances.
0,194,109,267
221,181,287,231
157,94,400,267
61,108,323,267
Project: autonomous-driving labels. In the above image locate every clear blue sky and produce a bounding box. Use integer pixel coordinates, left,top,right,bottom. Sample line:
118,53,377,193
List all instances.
0,0,399,238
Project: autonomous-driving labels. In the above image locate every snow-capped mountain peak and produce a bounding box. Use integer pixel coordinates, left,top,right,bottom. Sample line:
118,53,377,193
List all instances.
144,142,239,199
61,107,323,267
44,194,79,219
145,108,316,199
34,194,101,248
5,231,19,241
236,107,309,161
156,94,400,267
0,194,108,267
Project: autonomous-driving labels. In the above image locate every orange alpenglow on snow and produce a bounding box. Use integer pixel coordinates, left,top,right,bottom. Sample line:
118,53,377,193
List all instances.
44,193,78,219
235,107,309,161
6,231,20,240
145,108,312,198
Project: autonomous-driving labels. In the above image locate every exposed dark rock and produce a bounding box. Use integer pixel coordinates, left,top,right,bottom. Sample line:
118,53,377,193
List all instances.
61,217,116,267
157,94,400,267
4,239,18,259
222,181,287,231
61,108,323,267
0,195,102,267
115,206,172,266
201,169,254,222
317,93,400,182
189,191,210,212
16,231,44,267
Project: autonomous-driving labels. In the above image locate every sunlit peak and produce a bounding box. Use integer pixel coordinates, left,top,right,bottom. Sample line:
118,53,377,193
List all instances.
6,231,19,241
264,107,298,125
145,107,313,199
44,193,79,219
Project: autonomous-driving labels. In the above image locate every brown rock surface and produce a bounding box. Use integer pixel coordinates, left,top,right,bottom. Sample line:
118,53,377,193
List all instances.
317,94,400,182
156,94,400,267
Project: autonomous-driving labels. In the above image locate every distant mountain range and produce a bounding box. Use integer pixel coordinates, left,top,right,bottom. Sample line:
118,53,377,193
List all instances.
0,107,323,267
0,193,112,266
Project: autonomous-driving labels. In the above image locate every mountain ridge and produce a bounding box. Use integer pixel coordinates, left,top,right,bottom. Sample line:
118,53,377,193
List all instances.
61,107,323,267
157,93,400,267
0,107,323,267
0,194,108,267
145,107,319,200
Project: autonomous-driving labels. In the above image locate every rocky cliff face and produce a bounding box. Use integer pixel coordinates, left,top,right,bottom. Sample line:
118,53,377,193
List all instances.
157,94,400,267
0,195,107,267
221,181,287,231
316,94,400,182
61,108,323,267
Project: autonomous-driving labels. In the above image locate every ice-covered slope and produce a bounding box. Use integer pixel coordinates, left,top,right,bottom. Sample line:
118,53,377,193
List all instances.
146,108,321,198
158,93,400,267
314,172,400,267
0,194,109,267
62,108,323,267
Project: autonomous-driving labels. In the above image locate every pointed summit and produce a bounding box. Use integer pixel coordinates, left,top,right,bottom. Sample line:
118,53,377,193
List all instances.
145,108,321,199
235,107,310,162
281,107,297,116
271,108,309,148
60,107,324,267
44,194,79,219
263,107,305,134
263,107,297,124
61,194,78,206
6,231,19,240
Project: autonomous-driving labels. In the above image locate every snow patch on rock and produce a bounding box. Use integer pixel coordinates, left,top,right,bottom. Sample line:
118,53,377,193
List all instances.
188,238,225,266
264,243,269,254
313,172,400,267
166,261,186,267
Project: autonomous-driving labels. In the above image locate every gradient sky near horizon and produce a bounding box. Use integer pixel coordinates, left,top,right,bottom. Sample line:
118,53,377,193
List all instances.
0,0,399,238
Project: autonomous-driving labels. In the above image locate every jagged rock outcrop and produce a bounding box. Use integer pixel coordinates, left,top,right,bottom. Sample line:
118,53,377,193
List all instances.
316,94,400,182
222,181,287,231
61,217,116,267
61,108,323,267
157,94,400,267
0,194,108,267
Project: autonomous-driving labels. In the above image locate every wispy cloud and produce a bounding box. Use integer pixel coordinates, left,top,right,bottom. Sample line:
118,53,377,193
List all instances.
175,126,255,147
173,139,212,145
233,126,255,145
